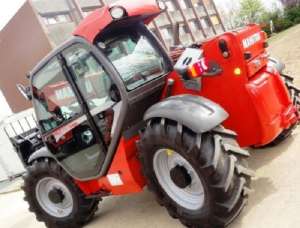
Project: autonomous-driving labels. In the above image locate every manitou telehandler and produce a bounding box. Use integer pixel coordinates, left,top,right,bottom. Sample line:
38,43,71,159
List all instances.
9,0,300,227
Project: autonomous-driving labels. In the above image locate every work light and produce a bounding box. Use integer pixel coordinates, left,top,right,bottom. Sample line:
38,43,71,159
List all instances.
110,6,126,19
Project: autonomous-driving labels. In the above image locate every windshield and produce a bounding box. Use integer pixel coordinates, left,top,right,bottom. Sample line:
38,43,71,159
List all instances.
101,32,167,90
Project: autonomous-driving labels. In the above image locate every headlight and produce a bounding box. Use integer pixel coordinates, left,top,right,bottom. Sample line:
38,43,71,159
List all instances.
157,0,167,11
110,6,127,19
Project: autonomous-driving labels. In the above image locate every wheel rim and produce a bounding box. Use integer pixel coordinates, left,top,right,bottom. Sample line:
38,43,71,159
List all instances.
153,149,205,211
35,177,74,218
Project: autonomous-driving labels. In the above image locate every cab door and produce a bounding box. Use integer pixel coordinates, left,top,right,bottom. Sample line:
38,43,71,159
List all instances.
62,43,118,148
32,43,118,181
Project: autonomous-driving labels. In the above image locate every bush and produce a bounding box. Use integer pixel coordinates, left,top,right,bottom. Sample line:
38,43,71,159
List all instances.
273,17,294,31
285,6,300,23
261,6,300,35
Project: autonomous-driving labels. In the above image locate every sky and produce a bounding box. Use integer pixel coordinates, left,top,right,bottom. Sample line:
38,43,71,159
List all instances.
0,0,25,30
0,0,283,119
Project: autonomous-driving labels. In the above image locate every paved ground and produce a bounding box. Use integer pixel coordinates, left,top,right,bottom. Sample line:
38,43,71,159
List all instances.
1,25,300,228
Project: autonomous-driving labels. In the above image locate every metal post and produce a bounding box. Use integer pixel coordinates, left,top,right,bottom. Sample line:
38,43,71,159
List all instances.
174,0,196,42
200,0,217,35
210,0,226,31
9,123,17,136
25,116,32,129
152,9,175,47
99,0,107,5
17,120,25,133
71,0,84,19
164,9,175,28
152,20,168,49
189,0,207,38
66,0,84,25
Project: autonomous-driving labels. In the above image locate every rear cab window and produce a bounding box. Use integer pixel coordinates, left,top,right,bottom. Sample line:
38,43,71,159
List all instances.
98,30,168,91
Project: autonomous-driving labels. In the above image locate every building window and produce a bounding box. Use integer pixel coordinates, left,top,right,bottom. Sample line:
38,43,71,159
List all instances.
179,23,189,35
44,17,57,25
178,0,188,9
161,26,173,39
56,14,71,23
201,18,209,29
165,1,176,12
83,11,94,17
192,0,203,8
190,20,201,31
43,14,71,25
210,15,220,25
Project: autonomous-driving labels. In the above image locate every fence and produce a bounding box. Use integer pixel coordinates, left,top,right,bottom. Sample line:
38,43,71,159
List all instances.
0,109,36,181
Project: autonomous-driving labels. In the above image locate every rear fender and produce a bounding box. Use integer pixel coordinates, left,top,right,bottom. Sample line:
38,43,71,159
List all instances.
144,95,228,133
268,57,285,74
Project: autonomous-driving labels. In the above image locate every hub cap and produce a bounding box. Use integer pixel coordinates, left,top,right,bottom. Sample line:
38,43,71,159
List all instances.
153,149,205,211
35,177,74,218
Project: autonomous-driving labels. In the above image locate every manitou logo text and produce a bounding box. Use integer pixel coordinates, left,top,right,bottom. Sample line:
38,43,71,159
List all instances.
242,33,261,49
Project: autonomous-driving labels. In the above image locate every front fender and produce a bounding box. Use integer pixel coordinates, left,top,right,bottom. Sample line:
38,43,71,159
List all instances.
144,95,228,133
28,147,56,164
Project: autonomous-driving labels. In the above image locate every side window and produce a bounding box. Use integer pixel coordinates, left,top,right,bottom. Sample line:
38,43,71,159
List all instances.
63,44,113,111
32,58,81,133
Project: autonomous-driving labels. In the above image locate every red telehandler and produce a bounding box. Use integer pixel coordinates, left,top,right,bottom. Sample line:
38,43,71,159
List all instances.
9,0,299,227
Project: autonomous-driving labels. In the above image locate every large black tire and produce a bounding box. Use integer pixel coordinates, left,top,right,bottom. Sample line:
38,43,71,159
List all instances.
22,159,99,228
138,118,253,228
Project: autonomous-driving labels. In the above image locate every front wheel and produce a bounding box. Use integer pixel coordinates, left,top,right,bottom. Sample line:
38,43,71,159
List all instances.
138,118,253,227
22,159,99,228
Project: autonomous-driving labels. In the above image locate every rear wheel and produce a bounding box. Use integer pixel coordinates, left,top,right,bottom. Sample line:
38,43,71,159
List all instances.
22,159,99,228
138,118,253,227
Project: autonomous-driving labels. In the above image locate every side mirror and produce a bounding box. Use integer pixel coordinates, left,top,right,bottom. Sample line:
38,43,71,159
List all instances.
109,84,121,103
16,84,32,101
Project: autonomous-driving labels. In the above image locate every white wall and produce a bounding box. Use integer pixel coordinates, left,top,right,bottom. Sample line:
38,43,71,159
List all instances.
0,90,12,121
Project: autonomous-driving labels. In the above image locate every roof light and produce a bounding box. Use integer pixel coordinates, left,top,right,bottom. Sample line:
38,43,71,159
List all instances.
110,6,126,20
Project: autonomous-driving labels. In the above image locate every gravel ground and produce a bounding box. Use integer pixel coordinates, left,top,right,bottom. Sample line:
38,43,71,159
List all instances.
1,25,300,228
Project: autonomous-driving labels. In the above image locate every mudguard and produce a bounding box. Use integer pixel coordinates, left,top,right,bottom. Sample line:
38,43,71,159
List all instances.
144,95,229,133
268,57,285,73
28,147,56,164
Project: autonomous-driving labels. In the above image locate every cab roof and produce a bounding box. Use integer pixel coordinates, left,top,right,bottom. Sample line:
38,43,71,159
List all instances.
73,0,161,43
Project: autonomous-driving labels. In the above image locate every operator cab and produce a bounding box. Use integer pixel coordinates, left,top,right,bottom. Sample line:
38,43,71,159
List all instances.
29,12,172,180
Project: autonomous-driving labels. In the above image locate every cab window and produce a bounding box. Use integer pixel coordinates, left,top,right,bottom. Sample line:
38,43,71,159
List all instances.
32,58,81,133
63,44,113,110
100,31,167,90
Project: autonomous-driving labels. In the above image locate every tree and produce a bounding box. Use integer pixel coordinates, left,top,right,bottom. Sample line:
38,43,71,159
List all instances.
237,0,266,24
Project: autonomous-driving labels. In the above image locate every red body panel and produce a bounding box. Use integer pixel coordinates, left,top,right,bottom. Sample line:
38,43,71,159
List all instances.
73,0,160,43
75,137,146,196
165,24,298,147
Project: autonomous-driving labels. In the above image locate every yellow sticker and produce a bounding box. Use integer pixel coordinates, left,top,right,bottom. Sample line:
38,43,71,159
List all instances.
166,149,173,156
